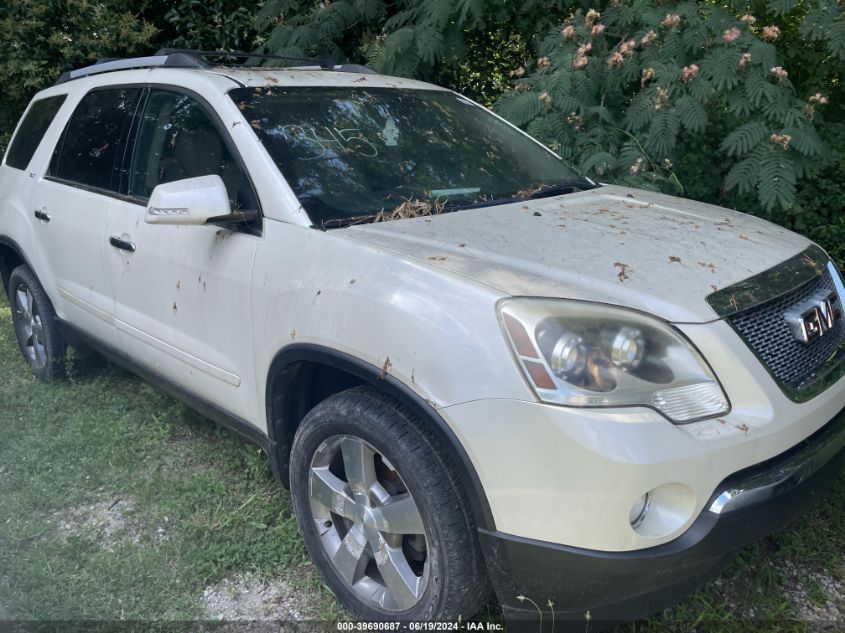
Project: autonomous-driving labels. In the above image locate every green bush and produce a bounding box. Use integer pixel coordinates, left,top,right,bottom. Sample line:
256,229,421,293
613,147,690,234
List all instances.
494,2,842,214
0,0,159,154
160,0,265,52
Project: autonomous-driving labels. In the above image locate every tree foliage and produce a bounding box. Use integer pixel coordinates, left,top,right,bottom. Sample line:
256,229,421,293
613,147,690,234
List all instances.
0,1,159,150
160,0,265,52
493,2,842,213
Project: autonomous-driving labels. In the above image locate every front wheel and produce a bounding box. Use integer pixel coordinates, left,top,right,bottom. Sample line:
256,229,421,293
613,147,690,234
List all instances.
8,265,65,380
289,386,488,621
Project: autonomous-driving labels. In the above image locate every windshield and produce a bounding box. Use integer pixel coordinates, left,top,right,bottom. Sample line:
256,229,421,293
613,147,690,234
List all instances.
228,87,591,227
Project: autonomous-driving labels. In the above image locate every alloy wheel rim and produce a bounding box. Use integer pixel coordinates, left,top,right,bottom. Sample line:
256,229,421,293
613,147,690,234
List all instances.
308,434,430,612
13,283,47,369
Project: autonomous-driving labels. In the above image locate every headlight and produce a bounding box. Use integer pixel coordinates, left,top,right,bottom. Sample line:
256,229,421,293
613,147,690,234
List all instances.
499,298,729,423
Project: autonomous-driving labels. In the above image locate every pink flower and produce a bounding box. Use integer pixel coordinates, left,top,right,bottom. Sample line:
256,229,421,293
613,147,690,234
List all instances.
681,64,699,83
761,25,780,41
619,39,636,57
515,82,530,92
576,42,592,56
585,9,601,26
591,23,605,37
723,27,741,44
538,92,552,106
770,134,791,150
572,55,589,69
740,15,756,25
640,30,657,46
537,56,551,68
662,14,681,29
738,52,752,69
607,52,625,68
809,92,829,105
641,67,655,85
770,66,788,82
509,66,525,78
630,157,644,176
562,24,577,40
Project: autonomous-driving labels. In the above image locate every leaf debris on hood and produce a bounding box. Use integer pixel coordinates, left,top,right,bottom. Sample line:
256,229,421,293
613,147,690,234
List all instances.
374,198,445,222
613,262,632,282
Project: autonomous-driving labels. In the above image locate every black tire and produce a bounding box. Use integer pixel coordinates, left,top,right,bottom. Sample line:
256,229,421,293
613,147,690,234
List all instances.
8,265,65,380
290,385,489,621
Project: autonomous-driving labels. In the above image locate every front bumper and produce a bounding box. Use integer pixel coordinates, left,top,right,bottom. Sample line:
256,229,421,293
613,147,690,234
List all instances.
480,404,845,625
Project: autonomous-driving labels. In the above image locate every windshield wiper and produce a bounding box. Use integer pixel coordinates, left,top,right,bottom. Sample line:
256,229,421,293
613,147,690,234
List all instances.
318,213,380,230
438,179,598,213
526,179,598,200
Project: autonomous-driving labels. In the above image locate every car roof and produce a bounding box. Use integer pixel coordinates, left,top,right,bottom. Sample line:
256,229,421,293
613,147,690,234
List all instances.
40,51,446,99
211,67,446,91
31,66,447,106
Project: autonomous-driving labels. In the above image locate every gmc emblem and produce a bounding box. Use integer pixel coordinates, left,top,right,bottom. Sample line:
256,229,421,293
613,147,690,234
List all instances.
785,290,840,344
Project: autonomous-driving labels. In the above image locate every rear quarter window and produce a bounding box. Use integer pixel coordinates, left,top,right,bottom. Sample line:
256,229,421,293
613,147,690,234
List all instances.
49,88,142,192
5,95,67,171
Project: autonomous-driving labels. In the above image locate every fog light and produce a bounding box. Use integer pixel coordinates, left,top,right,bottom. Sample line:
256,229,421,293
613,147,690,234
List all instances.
550,332,586,378
630,483,696,538
629,492,650,528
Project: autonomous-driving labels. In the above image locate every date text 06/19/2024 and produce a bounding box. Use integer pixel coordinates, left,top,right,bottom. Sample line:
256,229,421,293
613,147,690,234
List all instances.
336,622,505,631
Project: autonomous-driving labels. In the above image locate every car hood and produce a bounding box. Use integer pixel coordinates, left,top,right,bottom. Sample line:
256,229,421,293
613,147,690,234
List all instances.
341,185,812,323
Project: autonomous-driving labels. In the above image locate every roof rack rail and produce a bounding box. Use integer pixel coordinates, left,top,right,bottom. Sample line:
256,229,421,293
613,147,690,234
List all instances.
156,49,378,74
54,49,378,85
55,52,207,84
155,48,338,70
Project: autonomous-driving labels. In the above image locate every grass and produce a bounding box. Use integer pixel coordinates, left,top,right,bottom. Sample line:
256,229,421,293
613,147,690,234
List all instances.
0,292,843,630
0,294,341,623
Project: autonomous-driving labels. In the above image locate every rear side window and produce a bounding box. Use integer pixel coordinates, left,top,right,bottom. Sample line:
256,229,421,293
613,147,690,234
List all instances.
49,88,142,192
5,95,67,170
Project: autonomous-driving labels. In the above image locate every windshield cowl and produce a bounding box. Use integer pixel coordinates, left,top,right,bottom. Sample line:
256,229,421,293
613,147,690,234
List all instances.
316,179,601,229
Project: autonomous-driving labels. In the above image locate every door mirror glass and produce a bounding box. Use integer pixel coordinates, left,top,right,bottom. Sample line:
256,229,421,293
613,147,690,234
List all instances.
145,175,231,225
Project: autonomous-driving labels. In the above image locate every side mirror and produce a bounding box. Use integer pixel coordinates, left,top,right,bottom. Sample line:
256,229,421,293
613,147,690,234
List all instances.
145,175,232,226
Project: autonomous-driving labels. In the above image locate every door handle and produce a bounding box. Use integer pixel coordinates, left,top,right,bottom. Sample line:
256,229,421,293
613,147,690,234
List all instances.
34,209,50,222
109,236,136,253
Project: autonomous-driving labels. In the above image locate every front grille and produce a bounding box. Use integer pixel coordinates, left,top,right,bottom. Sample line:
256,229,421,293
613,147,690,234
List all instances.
729,269,845,390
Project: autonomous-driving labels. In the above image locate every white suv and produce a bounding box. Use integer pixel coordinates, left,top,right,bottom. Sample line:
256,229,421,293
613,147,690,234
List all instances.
2,50,845,625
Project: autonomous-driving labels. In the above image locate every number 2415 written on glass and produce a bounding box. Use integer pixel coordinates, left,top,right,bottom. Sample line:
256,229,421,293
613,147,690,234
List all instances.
281,125,378,159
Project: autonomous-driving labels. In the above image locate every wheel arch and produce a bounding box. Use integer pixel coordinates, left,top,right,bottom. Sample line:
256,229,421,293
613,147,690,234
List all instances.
0,236,29,297
265,342,496,531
